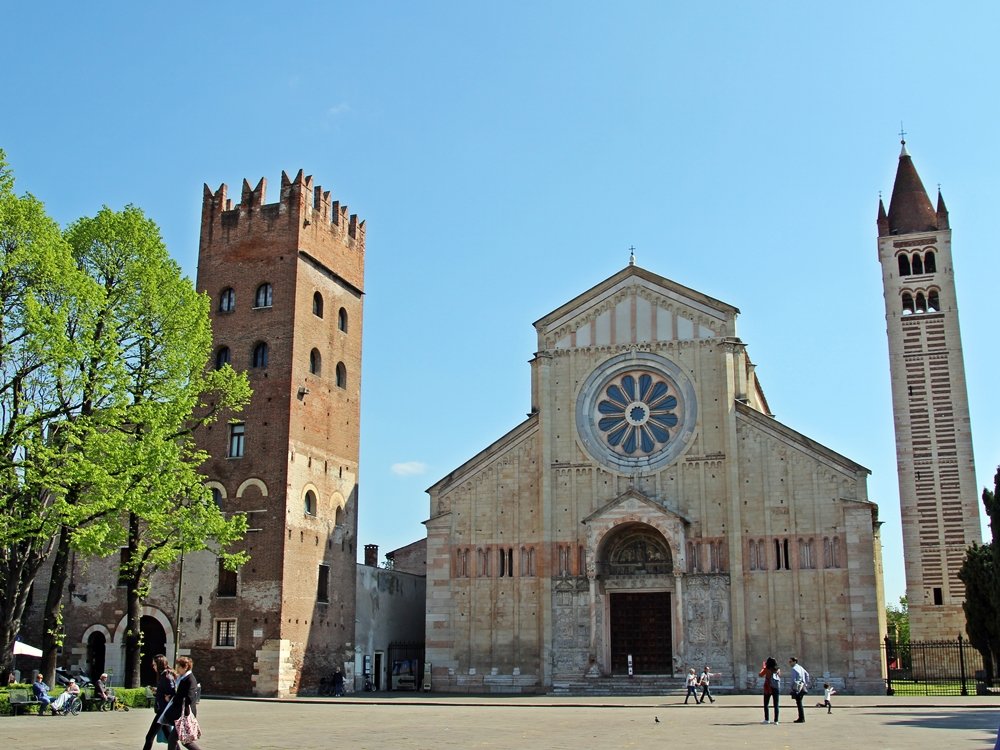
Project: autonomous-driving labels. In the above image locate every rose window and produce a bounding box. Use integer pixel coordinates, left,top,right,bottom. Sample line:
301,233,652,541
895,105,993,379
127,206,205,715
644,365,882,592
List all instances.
597,371,678,456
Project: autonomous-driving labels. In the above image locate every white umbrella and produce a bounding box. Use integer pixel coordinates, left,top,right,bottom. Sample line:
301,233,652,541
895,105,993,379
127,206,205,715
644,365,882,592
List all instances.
12,641,42,657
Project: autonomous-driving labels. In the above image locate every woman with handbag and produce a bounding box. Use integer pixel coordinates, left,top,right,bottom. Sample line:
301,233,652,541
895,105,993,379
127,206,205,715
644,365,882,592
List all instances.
142,655,176,750
758,656,780,724
158,656,203,750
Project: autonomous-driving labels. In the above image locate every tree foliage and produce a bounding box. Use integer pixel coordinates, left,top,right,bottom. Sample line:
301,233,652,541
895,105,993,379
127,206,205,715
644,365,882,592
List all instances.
886,596,909,645
959,466,1000,683
0,153,251,683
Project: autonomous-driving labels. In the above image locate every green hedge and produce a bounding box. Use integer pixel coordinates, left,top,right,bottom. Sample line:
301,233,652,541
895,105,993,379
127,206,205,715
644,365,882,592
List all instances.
1,684,153,715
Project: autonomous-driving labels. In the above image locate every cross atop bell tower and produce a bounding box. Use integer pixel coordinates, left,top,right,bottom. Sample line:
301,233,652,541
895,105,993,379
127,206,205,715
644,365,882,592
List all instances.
876,142,981,640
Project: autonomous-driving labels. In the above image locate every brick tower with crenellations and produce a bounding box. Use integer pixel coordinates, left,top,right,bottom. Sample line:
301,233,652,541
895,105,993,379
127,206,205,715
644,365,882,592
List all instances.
188,169,365,695
877,140,981,640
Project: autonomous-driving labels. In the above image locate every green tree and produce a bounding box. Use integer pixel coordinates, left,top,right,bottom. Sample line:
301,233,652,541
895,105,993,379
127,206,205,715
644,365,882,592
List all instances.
0,157,251,684
959,466,1000,684
0,150,99,681
50,206,251,687
886,596,909,644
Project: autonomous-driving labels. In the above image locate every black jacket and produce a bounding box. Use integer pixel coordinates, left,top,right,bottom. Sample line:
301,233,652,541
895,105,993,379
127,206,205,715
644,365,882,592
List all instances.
160,672,197,724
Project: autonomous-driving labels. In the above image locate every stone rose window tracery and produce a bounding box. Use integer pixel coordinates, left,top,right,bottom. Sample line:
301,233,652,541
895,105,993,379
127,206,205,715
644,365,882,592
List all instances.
597,371,679,456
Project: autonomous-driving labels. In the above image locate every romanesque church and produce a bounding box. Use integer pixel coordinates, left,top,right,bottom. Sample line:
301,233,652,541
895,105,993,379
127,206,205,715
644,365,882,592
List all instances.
425,260,887,693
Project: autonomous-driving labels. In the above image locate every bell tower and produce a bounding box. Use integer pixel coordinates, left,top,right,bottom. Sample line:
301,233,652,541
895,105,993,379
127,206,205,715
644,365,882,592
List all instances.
877,140,981,640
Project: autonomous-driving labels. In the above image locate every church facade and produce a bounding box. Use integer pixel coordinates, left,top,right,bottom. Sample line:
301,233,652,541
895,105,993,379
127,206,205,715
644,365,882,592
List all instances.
425,263,886,693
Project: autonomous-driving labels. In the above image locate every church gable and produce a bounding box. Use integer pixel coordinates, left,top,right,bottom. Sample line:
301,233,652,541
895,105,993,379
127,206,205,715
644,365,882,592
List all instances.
534,265,738,351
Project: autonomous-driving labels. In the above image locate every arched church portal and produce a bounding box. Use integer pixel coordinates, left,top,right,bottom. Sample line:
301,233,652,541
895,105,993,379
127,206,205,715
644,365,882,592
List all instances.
600,523,674,675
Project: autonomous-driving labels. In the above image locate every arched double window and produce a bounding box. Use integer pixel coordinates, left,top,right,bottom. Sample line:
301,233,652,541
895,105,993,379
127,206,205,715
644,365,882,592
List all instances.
254,283,273,308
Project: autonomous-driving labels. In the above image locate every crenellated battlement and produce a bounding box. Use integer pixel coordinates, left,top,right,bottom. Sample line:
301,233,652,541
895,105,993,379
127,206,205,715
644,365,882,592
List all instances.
201,169,365,246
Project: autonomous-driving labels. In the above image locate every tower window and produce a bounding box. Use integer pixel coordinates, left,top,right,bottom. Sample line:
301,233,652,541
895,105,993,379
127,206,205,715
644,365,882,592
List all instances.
924,251,936,273
252,342,269,369
215,346,231,370
317,564,330,603
305,490,317,516
911,254,924,275
313,292,324,318
338,307,348,333
928,290,940,312
218,559,237,597
901,292,914,315
898,255,911,276
933,587,943,605
228,423,245,458
214,619,237,648
915,292,927,314
309,348,322,376
336,362,347,389
219,287,236,313
254,283,273,309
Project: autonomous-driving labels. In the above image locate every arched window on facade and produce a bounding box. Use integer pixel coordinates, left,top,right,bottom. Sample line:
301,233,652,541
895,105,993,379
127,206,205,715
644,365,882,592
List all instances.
687,541,699,573
252,342,269,368
304,490,317,516
902,292,914,315
313,292,324,318
478,548,491,577
215,346,230,370
924,251,936,273
775,538,790,570
911,253,924,275
336,362,347,389
219,287,236,312
254,283,273,308
897,254,911,276
310,348,322,375
928,289,940,312
915,292,927,313
799,538,815,569
338,307,348,333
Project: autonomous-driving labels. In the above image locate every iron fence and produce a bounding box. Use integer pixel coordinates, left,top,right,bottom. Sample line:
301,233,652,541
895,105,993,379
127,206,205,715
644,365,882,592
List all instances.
883,635,999,696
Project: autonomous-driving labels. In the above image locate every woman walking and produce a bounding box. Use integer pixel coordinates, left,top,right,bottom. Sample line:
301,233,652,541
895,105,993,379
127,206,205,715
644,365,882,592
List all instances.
159,656,202,750
142,655,176,750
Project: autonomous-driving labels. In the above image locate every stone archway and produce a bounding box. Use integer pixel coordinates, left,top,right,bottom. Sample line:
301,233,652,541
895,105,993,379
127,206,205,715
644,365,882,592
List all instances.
598,523,675,675
139,616,167,686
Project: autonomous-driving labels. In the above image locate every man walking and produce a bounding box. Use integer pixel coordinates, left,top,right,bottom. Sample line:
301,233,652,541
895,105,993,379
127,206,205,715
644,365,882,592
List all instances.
698,665,717,704
788,657,811,723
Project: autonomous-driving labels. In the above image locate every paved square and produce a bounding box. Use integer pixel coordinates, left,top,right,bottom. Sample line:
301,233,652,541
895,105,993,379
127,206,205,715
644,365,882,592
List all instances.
3,694,998,749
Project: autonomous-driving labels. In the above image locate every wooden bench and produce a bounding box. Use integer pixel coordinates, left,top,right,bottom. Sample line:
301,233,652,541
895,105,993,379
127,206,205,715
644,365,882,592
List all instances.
9,688,41,716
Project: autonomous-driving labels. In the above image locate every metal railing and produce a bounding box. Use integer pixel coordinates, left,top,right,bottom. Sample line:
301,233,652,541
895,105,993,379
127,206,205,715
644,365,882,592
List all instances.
883,635,998,696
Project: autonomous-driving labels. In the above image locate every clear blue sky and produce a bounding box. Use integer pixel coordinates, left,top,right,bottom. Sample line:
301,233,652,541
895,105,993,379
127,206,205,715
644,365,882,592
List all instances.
6,2,998,609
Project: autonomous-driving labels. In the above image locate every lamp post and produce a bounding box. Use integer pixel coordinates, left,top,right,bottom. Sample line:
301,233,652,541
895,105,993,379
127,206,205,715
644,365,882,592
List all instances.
173,548,184,663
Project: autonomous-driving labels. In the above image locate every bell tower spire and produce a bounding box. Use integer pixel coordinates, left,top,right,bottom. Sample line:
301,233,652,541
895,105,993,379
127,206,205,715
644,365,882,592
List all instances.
876,141,981,640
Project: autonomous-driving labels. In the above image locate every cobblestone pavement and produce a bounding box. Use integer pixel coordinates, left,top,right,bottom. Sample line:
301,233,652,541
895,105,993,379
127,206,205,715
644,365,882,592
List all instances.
4,694,999,750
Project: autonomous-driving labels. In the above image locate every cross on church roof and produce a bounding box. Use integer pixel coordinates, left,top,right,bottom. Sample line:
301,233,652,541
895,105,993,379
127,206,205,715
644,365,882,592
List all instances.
628,246,636,266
